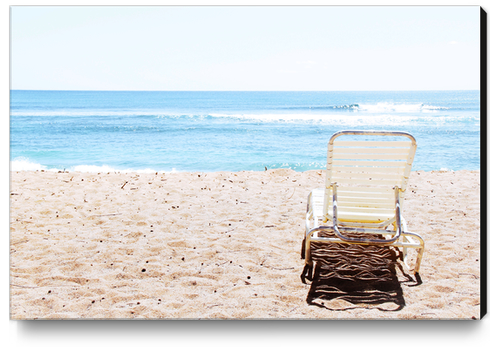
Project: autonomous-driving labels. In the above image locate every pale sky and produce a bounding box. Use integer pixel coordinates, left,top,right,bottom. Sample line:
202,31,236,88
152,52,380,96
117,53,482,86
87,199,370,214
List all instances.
10,5,481,91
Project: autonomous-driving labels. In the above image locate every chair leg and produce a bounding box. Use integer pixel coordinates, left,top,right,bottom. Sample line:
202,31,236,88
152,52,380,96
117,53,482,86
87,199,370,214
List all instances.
402,237,409,268
301,237,316,284
304,235,313,267
414,247,424,274
301,238,305,259
301,231,313,283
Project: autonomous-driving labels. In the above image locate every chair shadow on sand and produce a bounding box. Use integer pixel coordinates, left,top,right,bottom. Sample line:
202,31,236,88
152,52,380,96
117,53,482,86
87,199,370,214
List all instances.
301,230,422,312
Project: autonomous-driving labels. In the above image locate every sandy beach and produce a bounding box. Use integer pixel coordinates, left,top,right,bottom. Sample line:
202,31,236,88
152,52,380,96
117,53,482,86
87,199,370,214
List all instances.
9,169,481,319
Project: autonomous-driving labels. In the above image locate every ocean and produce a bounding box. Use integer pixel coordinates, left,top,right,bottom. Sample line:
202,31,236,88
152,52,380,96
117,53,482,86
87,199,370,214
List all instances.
10,90,480,173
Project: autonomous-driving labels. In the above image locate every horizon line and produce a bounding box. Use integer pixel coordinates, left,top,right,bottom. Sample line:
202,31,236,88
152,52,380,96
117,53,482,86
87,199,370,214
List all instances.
10,89,480,92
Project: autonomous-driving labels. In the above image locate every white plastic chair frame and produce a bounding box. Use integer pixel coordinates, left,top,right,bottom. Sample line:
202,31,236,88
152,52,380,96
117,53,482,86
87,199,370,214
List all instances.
303,130,425,275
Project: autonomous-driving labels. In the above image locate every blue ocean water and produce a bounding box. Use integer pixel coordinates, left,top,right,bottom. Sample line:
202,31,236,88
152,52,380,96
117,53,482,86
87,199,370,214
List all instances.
10,90,480,173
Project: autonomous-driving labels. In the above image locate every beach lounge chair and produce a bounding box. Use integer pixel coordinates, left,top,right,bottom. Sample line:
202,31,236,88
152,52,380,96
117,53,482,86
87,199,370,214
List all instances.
302,130,425,279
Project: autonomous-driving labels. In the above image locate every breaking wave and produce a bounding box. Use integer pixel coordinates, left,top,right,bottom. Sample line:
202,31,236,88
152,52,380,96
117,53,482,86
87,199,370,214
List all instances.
10,158,177,173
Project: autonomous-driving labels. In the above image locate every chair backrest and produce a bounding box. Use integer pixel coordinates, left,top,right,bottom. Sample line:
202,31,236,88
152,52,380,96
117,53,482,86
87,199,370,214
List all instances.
323,130,417,225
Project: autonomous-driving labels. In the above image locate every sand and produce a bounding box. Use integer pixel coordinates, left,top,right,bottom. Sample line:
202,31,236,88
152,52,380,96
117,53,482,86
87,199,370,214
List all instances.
9,169,481,319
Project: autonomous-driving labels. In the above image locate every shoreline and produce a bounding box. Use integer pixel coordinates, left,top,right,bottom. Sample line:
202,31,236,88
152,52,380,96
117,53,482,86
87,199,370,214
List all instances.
9,168,481,174
9,169,481,319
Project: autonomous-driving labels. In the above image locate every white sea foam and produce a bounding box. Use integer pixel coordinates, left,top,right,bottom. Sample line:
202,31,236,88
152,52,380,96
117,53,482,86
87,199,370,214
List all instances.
10,158,48,171
207,112,477,127
12,109,475,127
10,110,167,117
356,102,449,113
10,101,451,118
421,104,450,111
10,158,176,173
